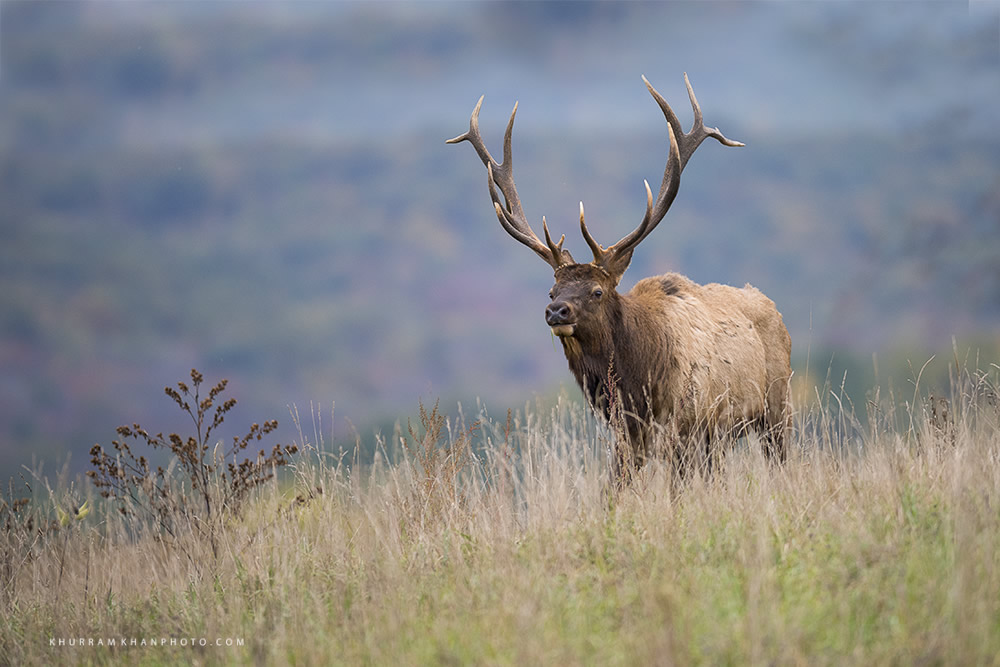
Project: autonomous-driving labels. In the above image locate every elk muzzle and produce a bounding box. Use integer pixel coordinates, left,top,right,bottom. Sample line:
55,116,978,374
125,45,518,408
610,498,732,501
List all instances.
545,301,576,337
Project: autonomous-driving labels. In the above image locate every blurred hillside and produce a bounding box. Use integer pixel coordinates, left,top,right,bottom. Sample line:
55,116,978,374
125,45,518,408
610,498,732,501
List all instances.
1,1,998,479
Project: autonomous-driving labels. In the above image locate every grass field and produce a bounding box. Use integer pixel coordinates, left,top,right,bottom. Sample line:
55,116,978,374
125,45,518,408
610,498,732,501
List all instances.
2,364,999,665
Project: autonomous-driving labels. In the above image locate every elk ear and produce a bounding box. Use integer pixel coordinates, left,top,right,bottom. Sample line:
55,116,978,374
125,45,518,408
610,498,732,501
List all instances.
600,248,634,286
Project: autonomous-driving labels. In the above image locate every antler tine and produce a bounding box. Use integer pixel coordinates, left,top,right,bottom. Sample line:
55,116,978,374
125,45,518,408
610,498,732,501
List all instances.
579,201,605,263
594,75,742,280
541,216,567,261
682,73,745,154
487,165,537,247
448,96,571,269
644,73,744,172
445,96,489,162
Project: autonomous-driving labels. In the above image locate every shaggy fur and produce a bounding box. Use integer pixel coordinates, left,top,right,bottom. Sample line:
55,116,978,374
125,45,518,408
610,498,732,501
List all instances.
549,265,791,479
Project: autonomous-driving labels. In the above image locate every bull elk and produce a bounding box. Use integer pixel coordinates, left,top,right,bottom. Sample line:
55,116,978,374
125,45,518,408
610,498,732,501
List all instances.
447,74,792,482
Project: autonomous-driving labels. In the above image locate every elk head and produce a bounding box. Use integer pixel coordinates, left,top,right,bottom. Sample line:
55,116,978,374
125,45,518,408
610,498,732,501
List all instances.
447,74,743,342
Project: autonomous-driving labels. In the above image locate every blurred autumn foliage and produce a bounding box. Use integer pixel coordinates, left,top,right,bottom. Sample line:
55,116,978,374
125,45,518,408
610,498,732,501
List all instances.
1,1,997,478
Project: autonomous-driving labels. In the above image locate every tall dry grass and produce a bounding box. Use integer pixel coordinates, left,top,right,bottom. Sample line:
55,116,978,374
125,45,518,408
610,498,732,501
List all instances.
2,363,999,665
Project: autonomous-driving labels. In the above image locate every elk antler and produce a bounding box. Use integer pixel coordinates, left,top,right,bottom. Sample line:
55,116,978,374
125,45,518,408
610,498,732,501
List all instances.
447,96,573,270
583,73,744,282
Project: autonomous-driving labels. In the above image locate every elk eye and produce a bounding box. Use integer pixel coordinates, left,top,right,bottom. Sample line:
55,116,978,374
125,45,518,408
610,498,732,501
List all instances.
592,289,603,299
548,290,555,300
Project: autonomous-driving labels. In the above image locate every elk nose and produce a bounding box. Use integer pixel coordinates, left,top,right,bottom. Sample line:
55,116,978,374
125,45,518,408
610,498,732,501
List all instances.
545,301,574,326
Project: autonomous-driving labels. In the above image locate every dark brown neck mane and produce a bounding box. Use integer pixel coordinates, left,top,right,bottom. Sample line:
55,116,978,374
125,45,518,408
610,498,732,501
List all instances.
559,293,668,433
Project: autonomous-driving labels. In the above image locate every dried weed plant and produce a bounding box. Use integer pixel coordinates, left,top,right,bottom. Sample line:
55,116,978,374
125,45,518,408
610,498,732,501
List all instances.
87,368,298,557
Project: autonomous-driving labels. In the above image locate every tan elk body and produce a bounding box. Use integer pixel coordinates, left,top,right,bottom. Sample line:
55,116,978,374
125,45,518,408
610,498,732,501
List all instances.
448,74,791,480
